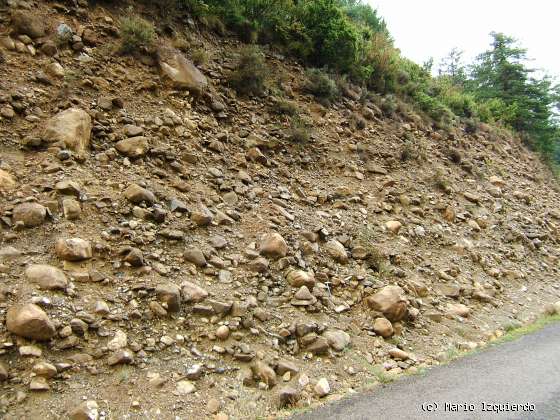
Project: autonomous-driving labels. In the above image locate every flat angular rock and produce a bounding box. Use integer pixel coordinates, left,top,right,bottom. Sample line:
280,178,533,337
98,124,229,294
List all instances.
184,247,207,267
25,264,68,290
55,238,92,261
447,303,471,317
124,124,144,137
248,257,269,273
43,108,92,155
276,360,299,376
107,350,134,366
55,180,83,197
156,283,181,312
181,281,208,303
306,336,329,355
29,376,49,391
160,53,208,93
32,362,57,378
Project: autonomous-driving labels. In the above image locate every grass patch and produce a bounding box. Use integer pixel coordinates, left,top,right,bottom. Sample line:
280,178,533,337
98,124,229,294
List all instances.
119,14,156,54
492,314,560,345
286,116,311,143
113,365,132,384
440,313,560,366
191,47,209,65
433,167,451,193
370,364,395,384
276,99,300,117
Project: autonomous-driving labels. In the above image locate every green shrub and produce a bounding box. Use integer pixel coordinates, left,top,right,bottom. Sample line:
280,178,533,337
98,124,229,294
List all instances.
119,15,156,54
447,148,462,164
400,136,427,162
380,94,397,116
191,47,209,65
413,90,453,124
305,68,339,105
433,168,451,193
353,113,367,130
171,34,190,51
177,0,209,17
276,99,299,117
229,46,268,96
297,0,360,72
287,116,311,143
363,32,400,93
464,118,479,134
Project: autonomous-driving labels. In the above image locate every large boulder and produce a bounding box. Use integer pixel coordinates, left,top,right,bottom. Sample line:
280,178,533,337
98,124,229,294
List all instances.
366,285,408,322
259,233,288,259
251,361,276,388
325,240,348,264
160,53,208,93
69,400,99,420
55,238,92,261
323,329,351,351
12,202,47,227
372,317,394,338
43,108,92,155
124,184,156,204
6,304,56,341
0,170,16,191
25,264,68,290
11,11,45,38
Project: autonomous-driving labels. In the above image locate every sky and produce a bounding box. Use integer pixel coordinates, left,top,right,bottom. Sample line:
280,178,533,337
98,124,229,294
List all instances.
368,0,560,79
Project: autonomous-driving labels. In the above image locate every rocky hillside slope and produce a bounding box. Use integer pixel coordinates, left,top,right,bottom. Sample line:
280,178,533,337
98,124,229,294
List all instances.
1,1,560,419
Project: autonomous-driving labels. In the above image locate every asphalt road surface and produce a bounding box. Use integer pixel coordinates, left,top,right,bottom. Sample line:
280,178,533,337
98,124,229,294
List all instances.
293,323,560,420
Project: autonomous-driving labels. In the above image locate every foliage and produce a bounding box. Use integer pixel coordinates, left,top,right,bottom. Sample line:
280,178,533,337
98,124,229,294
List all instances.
287,116,311,143
119,14,156,54
465,32,560,159
297,0,360,72
191,47,209,65
275,99,300,116
229,46,268,96
305,68,339,105
159,3,560,165
438,47,467,86
337,0,389,35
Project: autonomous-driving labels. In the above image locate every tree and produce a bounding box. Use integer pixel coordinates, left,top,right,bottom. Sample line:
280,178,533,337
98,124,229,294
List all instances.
467,32,560,158
438,47,466,86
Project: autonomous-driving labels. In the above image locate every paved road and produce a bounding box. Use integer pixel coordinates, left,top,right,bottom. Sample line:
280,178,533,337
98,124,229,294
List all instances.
293,323,560,420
